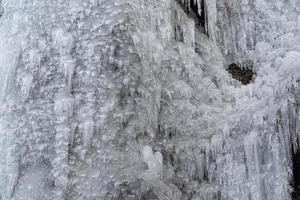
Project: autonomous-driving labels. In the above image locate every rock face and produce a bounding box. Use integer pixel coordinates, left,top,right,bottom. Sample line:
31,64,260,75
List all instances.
0,0,299,200
226,63,255,85
292,149,300,200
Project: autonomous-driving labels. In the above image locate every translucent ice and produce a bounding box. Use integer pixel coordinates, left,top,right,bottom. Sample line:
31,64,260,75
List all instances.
0,0,299,200
142,145,163,180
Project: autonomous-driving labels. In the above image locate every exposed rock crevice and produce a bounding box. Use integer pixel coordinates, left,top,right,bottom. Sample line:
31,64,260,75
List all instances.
226,63,255,85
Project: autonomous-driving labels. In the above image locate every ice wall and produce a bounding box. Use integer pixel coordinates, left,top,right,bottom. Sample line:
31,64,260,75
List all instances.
214,0,300,67
207,0,300,199
0,0,299,200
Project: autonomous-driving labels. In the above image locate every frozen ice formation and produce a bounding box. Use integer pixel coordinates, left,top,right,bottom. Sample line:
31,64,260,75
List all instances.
0,0,299,199
142,146,163,180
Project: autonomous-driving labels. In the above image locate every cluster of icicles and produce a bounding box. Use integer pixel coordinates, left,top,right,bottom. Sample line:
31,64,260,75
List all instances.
180,0,204,16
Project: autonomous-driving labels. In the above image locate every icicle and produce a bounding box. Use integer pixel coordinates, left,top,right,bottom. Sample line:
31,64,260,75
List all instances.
19,72,33,100
0,121,20,200
60,55,75,91
142,146,163,180
54,90,75,117
196,152,206,180
52,123,71,200
81,119,95,147
0,42,19,103
197,0,203,16
28,49,41,69
204,0,217,40
53,28,74,56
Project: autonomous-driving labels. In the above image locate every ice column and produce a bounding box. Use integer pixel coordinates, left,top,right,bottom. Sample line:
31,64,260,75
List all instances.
0,12,22,199
52,28,75,200
142,146,163,180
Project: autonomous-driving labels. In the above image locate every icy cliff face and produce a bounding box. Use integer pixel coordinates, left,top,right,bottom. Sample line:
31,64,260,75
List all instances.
210,1,300,199
0,0,299,200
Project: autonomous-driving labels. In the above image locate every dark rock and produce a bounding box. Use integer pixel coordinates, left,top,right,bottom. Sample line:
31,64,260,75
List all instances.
226,63,255,85
0,7,3,17
109,179,160,200
141,189,159,200
291,149,300,200
0,0,3,17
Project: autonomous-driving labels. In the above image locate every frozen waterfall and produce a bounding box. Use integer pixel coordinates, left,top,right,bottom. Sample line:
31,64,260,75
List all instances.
0,0,299,199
